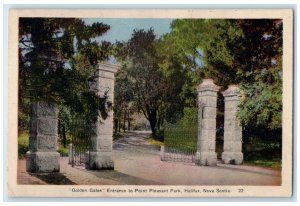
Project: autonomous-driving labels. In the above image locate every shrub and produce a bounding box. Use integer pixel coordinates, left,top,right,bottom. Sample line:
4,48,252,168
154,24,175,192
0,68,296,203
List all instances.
58,146,69,157
18,130,29,159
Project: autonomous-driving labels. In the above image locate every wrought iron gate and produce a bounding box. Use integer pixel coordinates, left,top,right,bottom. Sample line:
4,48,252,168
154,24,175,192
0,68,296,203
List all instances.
162,124,198,163
69,119,91,167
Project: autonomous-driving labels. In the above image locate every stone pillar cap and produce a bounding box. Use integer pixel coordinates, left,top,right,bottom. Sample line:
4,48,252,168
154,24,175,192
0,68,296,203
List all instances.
222,84,240,96
197,78,220,92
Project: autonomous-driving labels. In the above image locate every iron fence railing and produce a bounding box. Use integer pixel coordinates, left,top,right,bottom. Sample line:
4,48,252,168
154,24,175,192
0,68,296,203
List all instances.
69,118,91,167
162,124,198,163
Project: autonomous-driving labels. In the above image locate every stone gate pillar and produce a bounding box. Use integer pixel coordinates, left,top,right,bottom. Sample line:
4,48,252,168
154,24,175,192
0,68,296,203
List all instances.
86,62,119,170
196,79,220,166
222,85,243,165
26,102,60,173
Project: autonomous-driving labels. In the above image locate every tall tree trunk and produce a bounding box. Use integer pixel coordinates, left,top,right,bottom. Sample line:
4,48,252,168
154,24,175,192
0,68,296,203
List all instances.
118,117,121,133
118,111,121,132
157,116,162,131
114,117,118,133
127,111,131,131
123,109,126,132
148,111,157,137
62,124,66,148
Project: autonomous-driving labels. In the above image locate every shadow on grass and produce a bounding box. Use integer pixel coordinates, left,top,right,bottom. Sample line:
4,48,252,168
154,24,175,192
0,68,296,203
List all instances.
32,173,76,185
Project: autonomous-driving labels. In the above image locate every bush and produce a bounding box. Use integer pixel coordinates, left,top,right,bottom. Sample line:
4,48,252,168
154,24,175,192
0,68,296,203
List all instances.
152,129,164,141
113,133,123,141
243,135,282,168
58,146,69,157
18,130,29,159
177,107,198,126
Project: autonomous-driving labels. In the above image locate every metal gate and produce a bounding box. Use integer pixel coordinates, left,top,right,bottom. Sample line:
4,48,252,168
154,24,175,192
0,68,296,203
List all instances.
162,124,198,163
69,119,91,167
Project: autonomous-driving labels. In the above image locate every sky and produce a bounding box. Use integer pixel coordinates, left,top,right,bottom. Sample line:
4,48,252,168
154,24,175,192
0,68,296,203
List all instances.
83,18,173,43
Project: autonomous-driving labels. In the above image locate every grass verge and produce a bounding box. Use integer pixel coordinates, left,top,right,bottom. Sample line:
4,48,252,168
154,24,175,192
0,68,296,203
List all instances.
244,160,282,169
148,137,164,147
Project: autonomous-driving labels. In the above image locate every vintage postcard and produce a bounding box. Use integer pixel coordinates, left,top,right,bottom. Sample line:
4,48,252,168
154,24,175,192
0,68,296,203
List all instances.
7,9,293,197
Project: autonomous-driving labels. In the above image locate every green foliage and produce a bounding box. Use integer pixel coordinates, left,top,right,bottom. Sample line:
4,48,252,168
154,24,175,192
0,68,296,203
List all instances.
244,136,281,151
18,98,31,130
235,20,283,130
163,107,198,151
177,107,198,127
59,103,73,131
201,20,243,87
157,19,206,107
114,69,134,107
18,130,29,159
238,81,282,129
242,132,282,168
157,19,282,165
113,132,123,141
159,19,283,132
19,18,112,125
158,19,242,91
164,124,197,152
18,129,73,158
114,29,164,136
113,67,135,133
244,160,281,169
57,146,69,157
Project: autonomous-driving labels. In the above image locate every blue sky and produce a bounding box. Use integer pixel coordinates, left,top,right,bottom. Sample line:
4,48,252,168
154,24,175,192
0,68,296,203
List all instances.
83,18,173,43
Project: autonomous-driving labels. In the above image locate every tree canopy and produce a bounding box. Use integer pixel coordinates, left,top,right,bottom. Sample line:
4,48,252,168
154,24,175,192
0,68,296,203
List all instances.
114,29,164,136
19,18,112,124
158,19,282,132
18,18,283,140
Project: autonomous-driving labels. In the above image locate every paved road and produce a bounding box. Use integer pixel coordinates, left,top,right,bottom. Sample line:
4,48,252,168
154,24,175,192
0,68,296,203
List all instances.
17,131,281,185
113,130,160,154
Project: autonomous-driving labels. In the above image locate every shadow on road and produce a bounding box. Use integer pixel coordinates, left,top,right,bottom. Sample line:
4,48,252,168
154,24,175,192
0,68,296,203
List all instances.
32,173,76,185
74,166,162,185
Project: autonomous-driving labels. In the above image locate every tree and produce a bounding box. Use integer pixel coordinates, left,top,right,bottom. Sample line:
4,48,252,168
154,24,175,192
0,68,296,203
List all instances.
114,68,135,132
19,18,112,127
234,20,283,131
115,29,164,137
158,19,283,133
157,19,208,107
156,19,230,130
